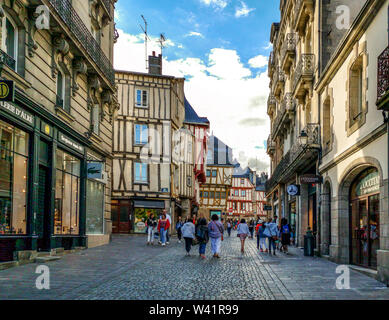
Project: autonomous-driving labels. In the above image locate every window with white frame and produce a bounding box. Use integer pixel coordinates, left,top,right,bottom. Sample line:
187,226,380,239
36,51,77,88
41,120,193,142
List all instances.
234,190,239,196
242,190,246,197
134,162,148,183
1,15,18,71
136,89,148,108
134,124,148,145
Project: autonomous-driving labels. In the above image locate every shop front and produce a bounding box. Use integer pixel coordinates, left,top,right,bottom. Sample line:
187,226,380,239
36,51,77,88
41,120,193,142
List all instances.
0,97,91,261
350,168,380,269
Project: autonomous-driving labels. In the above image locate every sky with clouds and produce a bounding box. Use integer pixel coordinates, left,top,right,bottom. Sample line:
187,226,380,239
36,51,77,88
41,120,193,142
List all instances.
114,0,280,173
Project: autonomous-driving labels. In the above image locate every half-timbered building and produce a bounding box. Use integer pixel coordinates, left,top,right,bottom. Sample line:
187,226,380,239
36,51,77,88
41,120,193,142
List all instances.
112,53,186,234
199,135,233,220
183,98,209,217
254,173,268,221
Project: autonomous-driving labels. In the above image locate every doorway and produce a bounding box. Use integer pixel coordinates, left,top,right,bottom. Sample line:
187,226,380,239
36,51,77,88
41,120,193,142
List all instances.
350,168,380,269
111,200,131,233
37,165,50,251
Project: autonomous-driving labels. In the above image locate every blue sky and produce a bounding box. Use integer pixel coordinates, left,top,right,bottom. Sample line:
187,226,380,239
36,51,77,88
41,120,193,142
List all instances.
114,0,280,172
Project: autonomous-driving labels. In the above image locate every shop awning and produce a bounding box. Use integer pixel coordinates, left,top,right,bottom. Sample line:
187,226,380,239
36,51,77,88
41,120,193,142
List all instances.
133,200,165,209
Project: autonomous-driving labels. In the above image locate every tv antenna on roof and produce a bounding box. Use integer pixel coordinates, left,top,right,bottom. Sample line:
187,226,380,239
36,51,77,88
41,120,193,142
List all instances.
140,15,150,70
158,33,166,56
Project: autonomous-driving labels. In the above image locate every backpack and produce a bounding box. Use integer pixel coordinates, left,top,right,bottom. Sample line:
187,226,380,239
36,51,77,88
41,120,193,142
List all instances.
196,227,206,239
282,224,290,234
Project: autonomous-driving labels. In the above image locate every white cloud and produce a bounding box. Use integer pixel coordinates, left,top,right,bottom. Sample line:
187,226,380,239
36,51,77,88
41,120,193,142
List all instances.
114,30,270,173
185,31,204,38
235,1,255,18
248,54,268,68
200,0,228,10
263,42,273,50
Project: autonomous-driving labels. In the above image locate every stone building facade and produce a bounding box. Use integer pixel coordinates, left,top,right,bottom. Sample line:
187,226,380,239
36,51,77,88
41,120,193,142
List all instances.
0,0,118,262
266,0,389,283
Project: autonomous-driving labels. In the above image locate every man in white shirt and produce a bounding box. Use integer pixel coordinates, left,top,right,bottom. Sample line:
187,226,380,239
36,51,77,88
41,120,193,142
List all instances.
164,209,172,244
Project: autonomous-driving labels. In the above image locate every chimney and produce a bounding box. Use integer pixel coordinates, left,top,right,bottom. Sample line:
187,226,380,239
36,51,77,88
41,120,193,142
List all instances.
148,51,162,75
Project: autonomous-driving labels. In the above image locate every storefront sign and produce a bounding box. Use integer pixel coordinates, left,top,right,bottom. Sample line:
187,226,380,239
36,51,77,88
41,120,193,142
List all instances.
59,133,84,153
0,80,14,102
0,101,34,125
355,171,380,197
287,184,300,196
300,174,323,184
87,162,103,179
264,205,272,211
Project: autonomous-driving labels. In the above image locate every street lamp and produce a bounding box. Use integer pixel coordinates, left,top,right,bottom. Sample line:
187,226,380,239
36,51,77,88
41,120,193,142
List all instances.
299,129,308,146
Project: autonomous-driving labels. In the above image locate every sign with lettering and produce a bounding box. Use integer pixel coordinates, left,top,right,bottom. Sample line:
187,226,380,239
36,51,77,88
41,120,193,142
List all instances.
0,80,14,102
58,133,84,153
300,174,323,184
0,101,34,125
355,170,380,197
264,205,272,211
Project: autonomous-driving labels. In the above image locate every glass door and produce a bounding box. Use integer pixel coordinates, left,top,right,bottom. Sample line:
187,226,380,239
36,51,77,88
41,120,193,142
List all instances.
369,194,379,268
351,199,368,267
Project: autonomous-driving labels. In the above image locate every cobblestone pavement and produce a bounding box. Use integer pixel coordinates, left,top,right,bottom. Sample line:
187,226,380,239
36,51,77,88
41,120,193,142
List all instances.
1,232,389,300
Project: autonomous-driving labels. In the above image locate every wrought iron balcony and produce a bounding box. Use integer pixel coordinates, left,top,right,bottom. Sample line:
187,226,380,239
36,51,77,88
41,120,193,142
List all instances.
282,92,296,113
101,0,111,15
271,98,287,139
377,46,389,110
272,67,285,97
0,49,16,71
47,0,115,87
267,135,275,155
267,95,276,115
293,54,314,98
280,33,297,72
293,0,314,34
266,123,319,192
268,51,275,77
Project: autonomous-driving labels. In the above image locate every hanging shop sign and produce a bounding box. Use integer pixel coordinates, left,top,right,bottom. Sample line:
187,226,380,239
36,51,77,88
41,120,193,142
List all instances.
0,80,14,102
300,174,323,184
0,101,34,125
287,184,300,196
87,162,103,179
355,170,380,197
264,205,272,211
58,133,84,153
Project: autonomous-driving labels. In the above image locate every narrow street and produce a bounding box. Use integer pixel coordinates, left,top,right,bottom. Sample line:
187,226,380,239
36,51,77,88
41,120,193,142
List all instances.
0,233,388,300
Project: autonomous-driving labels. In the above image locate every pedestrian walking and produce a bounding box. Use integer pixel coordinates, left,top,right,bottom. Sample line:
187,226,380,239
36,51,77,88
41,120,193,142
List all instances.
181,218,195,256
208,214,224,258
146,213,157,245
264,218,278,255
165,210,172,244
280,218,291,254
196,218,209,259
249,219,255,239
237,219,250,254
256,220,268,252
157,213,170,246
227,220,232,237
176,216,184,244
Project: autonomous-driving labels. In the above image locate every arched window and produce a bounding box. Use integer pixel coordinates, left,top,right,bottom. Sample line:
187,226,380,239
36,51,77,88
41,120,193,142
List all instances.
1,14,18,70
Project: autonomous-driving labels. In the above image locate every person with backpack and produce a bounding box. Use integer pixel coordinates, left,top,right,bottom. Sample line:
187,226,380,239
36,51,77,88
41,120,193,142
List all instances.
237,219,250,254
227,220,232,237
256,219,268,252
248,219,255,239
264,218,278,255
157,213,170,247
196,218,209,259
181,218,196,256
280,218,291,254
146,213,157,245
208,214,224,258
176,216,184,244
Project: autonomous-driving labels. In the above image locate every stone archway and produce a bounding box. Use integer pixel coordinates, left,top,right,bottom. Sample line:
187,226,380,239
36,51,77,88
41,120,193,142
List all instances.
321,179,332,255
335,157,383,264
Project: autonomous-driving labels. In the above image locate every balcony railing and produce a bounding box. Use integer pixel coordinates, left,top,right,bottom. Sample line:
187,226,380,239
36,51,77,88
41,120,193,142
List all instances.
272,67,285,95
280,33,297,69
271,99,287,138
282,92,296,112
293,54,314,94
266,123,319,192
48,0,115,87
267,95,276,115
268,51,275,77
267,135,275,155
101,0,111,15
0,49,16,71
377,46,389,109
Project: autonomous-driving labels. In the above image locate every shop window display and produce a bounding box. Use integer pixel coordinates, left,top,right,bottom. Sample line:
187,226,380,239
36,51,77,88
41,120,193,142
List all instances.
54,149,80,235
0,120,28,234
86,180,105,235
